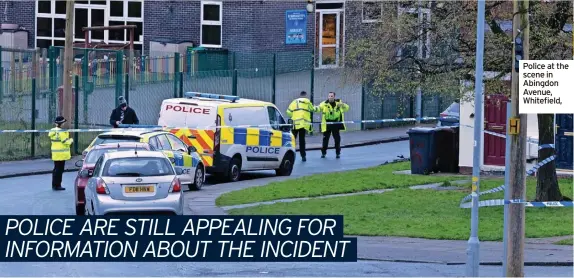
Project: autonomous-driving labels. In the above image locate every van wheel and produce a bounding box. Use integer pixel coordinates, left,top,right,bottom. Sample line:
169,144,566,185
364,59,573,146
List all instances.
227,157,242,182
189,166,204,191
76,204,85,216
276,152,294,176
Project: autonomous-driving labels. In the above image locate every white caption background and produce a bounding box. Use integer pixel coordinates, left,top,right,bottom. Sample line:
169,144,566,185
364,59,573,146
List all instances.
519,60,574,114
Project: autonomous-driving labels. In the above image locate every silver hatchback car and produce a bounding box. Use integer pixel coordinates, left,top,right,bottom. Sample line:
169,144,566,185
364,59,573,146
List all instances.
81,150,185,215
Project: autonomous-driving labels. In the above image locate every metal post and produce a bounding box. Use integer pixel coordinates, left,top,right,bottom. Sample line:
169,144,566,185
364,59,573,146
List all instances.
173,52,180,98
414,0,423,123
502,101,511,276
74,75,79,155
31,78,36,158
272,53,276,104
466,0,485,276
179,72,183,98
0,46,3,104
124,73,129,104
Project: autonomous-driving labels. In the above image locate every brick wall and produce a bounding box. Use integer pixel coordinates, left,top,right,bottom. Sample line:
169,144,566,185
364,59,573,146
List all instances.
0,0,35,48
144,0,315,72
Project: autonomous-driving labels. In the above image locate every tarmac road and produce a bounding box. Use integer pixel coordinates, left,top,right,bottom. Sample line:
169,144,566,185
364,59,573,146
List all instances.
0,141,412,215
0,142,571,276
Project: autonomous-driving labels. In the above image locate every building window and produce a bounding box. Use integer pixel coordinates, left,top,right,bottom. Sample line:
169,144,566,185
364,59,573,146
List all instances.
397,6,431,60
35,0,144,53
200,1,222,47
362,1,383,23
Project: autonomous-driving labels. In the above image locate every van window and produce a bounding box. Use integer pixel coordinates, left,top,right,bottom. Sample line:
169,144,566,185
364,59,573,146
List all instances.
267,106,287,131
158,101,216,128
224,106,269,128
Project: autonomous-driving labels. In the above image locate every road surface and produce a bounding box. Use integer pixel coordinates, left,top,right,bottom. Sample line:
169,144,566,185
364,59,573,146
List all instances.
0,142,571,277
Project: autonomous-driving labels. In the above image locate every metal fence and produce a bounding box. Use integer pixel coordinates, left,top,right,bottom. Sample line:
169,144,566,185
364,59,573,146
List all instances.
0,46,455,161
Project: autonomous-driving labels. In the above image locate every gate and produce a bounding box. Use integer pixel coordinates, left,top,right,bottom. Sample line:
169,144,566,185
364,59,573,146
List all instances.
555,114,573,170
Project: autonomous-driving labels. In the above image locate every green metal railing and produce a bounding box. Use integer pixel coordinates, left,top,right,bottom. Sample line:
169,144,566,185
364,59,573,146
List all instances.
0,47,456,161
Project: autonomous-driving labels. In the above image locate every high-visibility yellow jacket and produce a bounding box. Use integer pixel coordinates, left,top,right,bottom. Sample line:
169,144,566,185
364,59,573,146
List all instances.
286,97,318,132
318,99,350,132
48,127,74,161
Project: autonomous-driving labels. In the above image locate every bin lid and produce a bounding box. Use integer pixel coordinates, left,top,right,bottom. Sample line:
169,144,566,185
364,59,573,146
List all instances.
407,127,436,134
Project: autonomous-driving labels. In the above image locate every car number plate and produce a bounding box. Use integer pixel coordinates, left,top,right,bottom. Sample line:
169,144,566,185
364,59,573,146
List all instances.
124,185,155,193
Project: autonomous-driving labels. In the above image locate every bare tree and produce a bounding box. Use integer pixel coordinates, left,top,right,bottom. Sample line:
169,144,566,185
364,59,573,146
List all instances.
346,0,572,201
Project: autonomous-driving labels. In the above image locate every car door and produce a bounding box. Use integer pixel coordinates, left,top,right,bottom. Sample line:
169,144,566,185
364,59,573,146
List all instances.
165,133,197,179
266,106,288,168
153,134,192,184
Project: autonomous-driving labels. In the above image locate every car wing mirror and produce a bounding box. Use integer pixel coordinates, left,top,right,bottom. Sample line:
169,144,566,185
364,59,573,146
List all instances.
187,146,197,154
287,119,294,125
79,169,92,178
174,167,184,175
75,160,84,167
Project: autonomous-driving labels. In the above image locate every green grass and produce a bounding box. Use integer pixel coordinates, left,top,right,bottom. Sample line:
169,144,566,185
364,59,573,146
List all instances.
0,121,96,161
216,161,469,206
554,238,573,245
227,177,573,241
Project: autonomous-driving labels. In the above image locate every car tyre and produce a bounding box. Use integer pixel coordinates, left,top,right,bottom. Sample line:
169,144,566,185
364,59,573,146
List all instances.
226,157,242,182
275,152,294,176
189,166,205,191
75,204,85,216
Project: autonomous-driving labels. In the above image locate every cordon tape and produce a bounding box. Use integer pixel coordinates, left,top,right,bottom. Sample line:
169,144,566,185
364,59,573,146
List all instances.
0,116,458,133
458,127,569,209
2,115,567,209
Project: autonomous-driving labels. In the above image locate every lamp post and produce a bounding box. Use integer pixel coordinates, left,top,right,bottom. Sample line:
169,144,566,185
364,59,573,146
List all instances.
307,0,315,135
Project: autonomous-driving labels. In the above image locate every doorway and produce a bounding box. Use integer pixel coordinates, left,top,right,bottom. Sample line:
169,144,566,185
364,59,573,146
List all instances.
317,10,342,68
483,94,509,166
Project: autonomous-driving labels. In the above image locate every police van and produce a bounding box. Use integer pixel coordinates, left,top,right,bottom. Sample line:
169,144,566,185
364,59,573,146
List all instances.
158,92,296,182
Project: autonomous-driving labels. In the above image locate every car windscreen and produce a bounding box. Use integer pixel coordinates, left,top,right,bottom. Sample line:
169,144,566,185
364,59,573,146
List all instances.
94,136,141,146
102,157,175,177
85,148,144,164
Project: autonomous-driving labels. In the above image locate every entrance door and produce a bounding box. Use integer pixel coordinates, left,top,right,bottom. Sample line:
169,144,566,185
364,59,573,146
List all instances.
74,5,107,44
318,11,341,68
483,94,509,166
555,114,573,170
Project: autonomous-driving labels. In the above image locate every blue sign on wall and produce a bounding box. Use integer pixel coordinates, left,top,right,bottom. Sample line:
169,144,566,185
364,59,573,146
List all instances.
285,10,307,45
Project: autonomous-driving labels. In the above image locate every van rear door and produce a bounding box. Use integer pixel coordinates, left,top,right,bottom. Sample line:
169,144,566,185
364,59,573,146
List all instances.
158,101,217,167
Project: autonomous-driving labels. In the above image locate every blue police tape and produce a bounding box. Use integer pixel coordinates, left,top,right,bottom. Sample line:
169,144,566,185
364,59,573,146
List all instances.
459,143,558,208
0,116,458,133
459,199,573,208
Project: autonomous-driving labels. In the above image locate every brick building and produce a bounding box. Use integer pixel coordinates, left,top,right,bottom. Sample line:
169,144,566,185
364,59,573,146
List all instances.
0,0,393,70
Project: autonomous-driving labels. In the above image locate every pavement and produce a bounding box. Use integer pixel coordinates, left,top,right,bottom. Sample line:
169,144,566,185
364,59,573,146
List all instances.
0,126,571,276
0,126,412,179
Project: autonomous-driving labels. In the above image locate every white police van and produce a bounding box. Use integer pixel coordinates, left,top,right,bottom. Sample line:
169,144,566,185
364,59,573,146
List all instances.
158,92,297,182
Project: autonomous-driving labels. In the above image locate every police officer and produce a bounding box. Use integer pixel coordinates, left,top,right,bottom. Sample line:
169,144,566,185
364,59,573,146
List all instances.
109,96,139,128
286,91,318,162
318,92,349,159
48,116,74,191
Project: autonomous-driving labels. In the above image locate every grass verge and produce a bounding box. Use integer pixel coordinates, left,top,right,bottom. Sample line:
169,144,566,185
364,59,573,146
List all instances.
227,177,573,241
216,161,468,207
554,238,573,245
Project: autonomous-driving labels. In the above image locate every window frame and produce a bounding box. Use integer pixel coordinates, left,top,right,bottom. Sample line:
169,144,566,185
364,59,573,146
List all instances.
200,0,223,48
35,0,67,48
397,6,431,60
361,0,384,23
154,134,173,151
35,0,144,51
266,106,288,132
165,134,188,152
